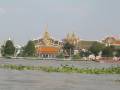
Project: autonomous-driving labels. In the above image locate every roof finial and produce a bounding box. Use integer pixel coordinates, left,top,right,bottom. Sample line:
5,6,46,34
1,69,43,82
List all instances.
43,24,50,39
45,24,48,32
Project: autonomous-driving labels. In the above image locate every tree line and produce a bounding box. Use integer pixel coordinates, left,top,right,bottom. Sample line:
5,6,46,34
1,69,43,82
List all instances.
60,41,120,59
1,40,36,57
1,40,120,58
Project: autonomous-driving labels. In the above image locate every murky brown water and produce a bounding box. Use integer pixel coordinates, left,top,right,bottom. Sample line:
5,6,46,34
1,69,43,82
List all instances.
0,58,120,90
0,69,120,90
0,58,120,69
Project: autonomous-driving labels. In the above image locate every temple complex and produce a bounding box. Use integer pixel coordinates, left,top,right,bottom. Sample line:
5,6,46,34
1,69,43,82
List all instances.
34,25,62,58
63,33,95,50
63,32,80,46
102,36,120,46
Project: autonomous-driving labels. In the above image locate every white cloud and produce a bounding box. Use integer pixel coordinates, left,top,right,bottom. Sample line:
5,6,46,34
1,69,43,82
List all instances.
0,8,6,15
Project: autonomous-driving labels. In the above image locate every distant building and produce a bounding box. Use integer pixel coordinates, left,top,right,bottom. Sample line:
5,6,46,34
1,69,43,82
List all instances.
102,36,120,46
62,32,80,56
34,25,62,58
63,33,97,55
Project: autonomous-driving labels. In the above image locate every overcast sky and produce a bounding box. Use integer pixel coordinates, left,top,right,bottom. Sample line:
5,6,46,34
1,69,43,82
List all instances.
0,0,120,45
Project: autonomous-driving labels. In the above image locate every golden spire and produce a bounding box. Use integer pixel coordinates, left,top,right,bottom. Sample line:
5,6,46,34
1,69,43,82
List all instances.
69,32,72,40
45,24,48,32
72,32,75,39
43,24,51,46
67,33,70,39
43,24,50,39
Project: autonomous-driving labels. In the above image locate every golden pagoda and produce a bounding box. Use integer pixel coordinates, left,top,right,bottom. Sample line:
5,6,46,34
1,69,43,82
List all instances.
34,25,62,58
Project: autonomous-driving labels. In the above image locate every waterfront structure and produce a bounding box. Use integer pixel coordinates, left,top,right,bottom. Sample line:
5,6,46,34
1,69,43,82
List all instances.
102,36,120,46
34,25,62,58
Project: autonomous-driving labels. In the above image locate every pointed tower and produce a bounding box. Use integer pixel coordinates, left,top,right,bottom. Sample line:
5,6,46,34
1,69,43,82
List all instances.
67,33,70,40
43,24,50,39
43,24,51,46
72,32,76,39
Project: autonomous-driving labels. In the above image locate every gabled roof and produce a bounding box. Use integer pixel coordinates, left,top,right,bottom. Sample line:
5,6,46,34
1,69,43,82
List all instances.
37,47,59,54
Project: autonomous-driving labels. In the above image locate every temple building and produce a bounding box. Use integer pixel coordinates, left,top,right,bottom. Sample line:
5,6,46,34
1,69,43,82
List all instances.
63,33,80,55
34,25,62,58
102,36,120,46
63,33,98,50
63,32,80,46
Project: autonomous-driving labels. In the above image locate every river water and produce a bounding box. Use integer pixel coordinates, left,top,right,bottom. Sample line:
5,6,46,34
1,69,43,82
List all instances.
0,58,120,90
0,69,120,90
0,58,120,69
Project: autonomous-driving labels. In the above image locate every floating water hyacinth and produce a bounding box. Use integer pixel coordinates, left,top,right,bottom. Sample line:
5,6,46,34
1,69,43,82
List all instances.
0,64,120,74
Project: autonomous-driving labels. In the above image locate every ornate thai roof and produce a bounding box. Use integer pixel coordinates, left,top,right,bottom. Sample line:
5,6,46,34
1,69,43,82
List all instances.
37,46,59,54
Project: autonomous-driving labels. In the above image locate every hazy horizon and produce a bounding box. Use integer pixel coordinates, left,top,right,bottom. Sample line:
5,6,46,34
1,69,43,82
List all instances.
0,0,120,45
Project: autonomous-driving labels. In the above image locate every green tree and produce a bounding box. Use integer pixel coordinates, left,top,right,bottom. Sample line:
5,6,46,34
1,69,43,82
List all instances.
89,42,105,56
1,45,5,56
56,53,64,58
23,40,36,57
72,54,81,59
63,42,75,56
2,40,15,56
115,48,120,57
114,46,120,57
102,46,115,57
80,50,92,57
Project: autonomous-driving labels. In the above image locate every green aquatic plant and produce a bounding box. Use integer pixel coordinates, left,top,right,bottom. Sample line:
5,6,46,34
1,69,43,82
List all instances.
0,64,120,74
